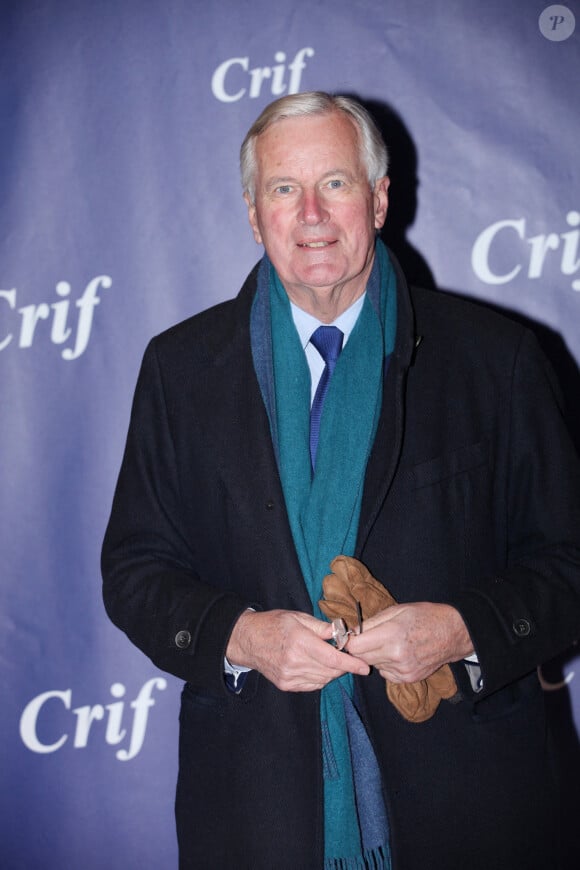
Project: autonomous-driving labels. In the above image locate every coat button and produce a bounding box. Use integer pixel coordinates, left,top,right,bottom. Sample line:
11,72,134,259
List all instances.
175,630,192,649
513,618,531,637
265,500,274,510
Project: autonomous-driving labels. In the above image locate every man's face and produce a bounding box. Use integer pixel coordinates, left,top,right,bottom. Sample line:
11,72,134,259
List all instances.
245,111,389,315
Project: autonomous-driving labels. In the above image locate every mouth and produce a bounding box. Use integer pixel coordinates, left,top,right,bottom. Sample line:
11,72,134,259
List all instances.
297,240,336,248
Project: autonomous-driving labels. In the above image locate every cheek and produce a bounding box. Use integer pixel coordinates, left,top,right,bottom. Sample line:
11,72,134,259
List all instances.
340,199,373,226
344,208,376,247
261,212,292,250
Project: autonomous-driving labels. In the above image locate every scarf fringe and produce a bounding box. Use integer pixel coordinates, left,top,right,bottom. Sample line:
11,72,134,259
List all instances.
324,843,392,870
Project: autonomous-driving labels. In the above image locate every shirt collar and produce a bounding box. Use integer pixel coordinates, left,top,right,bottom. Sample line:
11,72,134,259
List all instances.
290,292,366,350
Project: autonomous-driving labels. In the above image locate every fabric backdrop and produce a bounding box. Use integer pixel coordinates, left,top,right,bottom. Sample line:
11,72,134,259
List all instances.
1,2,578,866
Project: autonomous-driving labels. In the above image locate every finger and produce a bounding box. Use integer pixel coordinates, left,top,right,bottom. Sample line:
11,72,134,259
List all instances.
275,648,369,691
318,642,371,677
346,629,392,658
293,612,336,640
358,603,411,631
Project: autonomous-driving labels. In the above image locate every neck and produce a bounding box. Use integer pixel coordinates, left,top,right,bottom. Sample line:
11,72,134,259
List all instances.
283,263,374,323
286,284,365,323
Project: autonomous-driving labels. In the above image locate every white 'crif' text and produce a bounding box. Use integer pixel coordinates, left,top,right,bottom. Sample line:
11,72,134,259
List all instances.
0,274,111,360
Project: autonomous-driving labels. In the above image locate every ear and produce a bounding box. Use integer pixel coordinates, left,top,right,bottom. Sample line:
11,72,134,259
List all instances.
373,176,390,230
244,192,263,245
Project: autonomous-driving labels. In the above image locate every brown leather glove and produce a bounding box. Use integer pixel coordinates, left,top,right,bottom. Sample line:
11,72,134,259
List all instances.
319,555,458,723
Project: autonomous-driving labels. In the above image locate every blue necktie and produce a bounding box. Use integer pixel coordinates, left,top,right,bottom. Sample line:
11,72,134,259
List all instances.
309,325,344,470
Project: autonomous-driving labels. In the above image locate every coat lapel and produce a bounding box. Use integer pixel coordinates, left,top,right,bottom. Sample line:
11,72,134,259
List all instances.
207,278,314,613
356,259,417,557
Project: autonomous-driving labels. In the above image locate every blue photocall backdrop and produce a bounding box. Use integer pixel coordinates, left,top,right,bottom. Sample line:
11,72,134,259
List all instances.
1,2,578,866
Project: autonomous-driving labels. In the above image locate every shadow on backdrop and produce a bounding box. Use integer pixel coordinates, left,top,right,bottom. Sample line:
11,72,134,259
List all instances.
353,93,580,868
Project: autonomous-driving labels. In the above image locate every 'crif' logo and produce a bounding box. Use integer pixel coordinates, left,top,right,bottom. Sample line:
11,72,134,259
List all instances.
19,678,167,761
0,275,111,360
471,211,580,292
211,47,315,103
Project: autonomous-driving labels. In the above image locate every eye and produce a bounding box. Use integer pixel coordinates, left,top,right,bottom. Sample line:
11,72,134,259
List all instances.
275,184,292,195
328,179,344,189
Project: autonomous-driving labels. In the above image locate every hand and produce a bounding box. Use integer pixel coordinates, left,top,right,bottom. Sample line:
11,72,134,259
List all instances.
226,609,370,692
346,602,474,684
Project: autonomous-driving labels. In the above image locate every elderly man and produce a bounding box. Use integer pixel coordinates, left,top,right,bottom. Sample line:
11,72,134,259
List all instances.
102,92,580,869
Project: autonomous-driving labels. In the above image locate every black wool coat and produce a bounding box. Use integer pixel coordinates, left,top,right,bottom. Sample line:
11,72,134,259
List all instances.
102,256,580,870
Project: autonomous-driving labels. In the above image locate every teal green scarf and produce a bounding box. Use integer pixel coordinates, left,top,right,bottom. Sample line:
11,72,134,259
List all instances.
252,240,396,866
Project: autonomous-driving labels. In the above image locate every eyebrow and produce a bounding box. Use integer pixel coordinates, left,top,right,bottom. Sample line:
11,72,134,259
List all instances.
264,176,297,188
263,169,355,188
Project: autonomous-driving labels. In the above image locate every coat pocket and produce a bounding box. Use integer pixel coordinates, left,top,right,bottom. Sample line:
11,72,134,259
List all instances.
387,438,494,596
412,439,489,490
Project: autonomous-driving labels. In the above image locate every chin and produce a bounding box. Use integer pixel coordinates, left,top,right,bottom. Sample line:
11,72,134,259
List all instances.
295,264,348,289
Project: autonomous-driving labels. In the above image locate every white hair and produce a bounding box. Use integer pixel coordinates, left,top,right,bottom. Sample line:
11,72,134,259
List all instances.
240,91,389,202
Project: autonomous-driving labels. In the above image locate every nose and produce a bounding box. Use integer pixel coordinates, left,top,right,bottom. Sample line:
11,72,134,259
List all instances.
299,188,329,225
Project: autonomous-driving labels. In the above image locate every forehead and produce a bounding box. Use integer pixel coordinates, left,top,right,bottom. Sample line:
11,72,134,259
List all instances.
254,111,363,180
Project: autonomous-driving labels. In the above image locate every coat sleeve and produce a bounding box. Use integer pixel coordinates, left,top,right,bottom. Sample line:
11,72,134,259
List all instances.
453,328,580,697
101,338,250,691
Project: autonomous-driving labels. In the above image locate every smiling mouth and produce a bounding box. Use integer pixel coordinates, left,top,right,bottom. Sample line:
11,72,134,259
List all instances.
297,240,336,248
